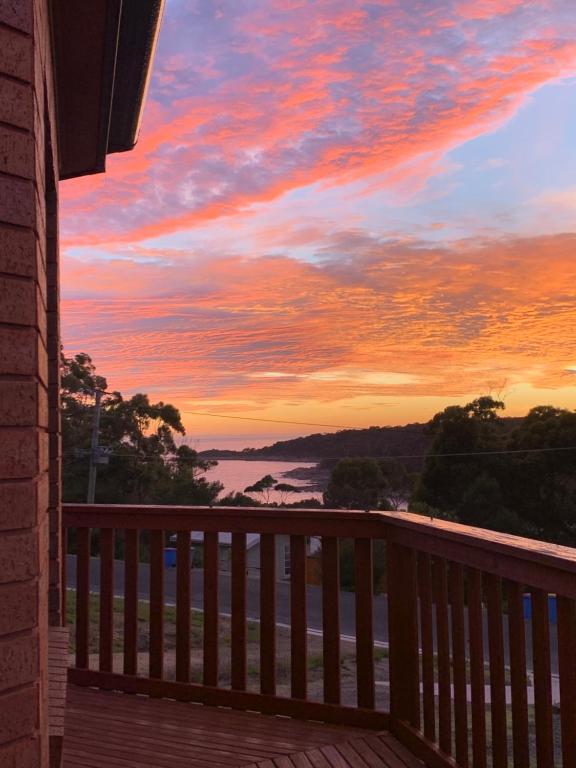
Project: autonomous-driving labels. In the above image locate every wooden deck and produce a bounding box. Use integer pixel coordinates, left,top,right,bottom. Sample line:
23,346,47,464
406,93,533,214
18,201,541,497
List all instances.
63,685,423,768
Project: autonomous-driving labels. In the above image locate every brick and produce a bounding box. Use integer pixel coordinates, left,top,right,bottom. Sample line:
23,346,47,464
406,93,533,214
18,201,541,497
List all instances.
0,125,34,178
0,26,32,82
0,1,33,33
0,480,36,529
0,686,38,743
0,634,38,691
0,76,33,130
0,428,39,478
37,430,48,473
0,381,42,426
0,736,39,767
0,176,34,227
0,529,38,583
0,225,36,277
0,326,36,375
0,581,36,634
0,275,36,325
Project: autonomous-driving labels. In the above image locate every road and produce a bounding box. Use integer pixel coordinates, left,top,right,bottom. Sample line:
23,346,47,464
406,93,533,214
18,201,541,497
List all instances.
66,555,557,674
66,555,387,641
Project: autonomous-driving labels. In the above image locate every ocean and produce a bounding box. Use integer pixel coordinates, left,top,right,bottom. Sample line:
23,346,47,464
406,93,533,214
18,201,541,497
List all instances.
204,459,323,503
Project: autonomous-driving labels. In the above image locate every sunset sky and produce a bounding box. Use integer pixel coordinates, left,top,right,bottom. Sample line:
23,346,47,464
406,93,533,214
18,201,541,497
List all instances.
61,0,576,449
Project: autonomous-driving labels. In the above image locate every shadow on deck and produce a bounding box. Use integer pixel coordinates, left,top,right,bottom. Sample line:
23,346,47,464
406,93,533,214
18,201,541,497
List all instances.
63,685,423,768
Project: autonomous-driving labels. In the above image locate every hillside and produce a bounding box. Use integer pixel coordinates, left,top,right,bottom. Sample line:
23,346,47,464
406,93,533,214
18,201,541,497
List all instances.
199,417,525,466
199,424,432,466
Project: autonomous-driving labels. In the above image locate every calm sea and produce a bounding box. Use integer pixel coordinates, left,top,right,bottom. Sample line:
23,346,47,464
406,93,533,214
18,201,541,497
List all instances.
204,460,323,503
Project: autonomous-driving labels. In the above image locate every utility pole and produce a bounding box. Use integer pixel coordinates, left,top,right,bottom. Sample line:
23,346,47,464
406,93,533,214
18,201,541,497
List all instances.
87,388,103,504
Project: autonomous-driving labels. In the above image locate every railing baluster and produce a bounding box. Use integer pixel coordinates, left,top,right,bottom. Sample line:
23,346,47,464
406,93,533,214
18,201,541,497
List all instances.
418,552,435,743
485,574,507,768
176,530,191,683
290,534,307,700
322,536,340,705
123,529,139,676
387,542,419,728
558,596,576,768
450,562,468,767
231,532,247,691
531,588,554,767
75,527,90,669
260,533,276,696
62,527,68,624
149,530,164,680
99,528,114,673
468,567,487,768
434,557,451,756
355,537,375,709
507,581,529,768
203,531,219,686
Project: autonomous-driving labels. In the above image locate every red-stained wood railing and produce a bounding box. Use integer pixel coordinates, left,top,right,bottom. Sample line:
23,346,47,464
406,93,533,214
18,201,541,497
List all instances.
383,512,576,768
63,505,576,767
63,504,389,731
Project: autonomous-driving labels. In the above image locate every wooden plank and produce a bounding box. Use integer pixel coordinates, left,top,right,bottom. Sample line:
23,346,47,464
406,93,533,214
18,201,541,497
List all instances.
260,533,276,696
75,527,90,669
531,588,554,767
98,528,114,673
333,739,372,767
291,535,307,700
371,734,426,768
203,531,219,686
149,530,164,680
68,668,391,730
558,596,576,768
231,532,247,691
433,558,451,756
64,504,390,540
507,581,529,768
62,527,68,624
176,531,191,683
449,563,468,768
392,721,459,768
418,553,435,743
387,543,419,728
322,537,340,705
467,567,487,768
123,529,139,676
485,574,507,768
354,538,375,710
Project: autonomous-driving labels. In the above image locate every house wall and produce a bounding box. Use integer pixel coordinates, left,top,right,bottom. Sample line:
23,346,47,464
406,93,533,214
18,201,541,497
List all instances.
0,0,59,764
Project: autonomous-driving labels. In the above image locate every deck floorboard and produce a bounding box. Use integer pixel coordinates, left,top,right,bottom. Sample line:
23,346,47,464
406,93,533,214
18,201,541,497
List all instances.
63,686,422,768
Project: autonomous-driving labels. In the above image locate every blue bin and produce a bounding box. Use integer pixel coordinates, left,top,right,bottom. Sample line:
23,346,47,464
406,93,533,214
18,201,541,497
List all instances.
523,593,557,624
164,548,177,568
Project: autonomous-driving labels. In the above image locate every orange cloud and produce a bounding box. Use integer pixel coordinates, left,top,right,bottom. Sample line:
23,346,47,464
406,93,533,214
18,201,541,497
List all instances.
62,233,576,425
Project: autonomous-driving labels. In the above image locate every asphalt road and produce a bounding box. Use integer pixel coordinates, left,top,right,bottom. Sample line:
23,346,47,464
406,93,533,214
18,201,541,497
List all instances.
66,554,388,640
66,555,557,673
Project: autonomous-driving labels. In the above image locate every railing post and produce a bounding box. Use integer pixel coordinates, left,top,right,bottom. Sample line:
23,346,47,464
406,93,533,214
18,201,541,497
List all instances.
387,541,420,730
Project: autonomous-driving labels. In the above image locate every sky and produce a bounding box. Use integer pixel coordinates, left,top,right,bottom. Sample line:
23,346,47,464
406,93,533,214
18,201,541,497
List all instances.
60,0,576,450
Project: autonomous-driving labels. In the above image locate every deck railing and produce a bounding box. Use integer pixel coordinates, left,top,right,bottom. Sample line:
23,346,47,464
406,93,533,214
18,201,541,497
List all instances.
62,504,576,768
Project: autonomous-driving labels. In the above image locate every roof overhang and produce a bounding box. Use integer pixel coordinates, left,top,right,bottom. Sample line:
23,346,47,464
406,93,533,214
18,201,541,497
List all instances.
51,0,164,180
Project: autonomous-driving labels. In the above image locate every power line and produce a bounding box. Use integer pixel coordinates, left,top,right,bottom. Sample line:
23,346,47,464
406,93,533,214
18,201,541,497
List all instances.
63,445,576,462
183,411,351,428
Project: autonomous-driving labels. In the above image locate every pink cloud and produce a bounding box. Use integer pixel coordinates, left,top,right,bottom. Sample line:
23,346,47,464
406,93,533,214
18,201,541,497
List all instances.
60,0,576,246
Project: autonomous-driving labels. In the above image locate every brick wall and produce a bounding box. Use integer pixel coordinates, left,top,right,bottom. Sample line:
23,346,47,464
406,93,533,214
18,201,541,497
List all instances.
0,0,59,764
